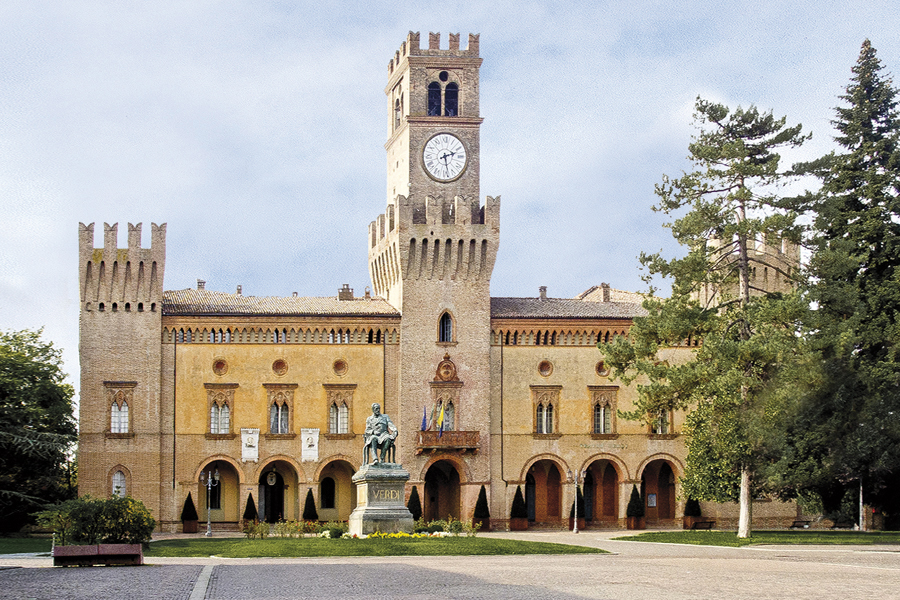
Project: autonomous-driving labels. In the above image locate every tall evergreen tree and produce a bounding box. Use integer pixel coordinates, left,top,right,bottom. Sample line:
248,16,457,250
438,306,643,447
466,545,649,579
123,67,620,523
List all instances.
602,97,810,537
776,40,900,521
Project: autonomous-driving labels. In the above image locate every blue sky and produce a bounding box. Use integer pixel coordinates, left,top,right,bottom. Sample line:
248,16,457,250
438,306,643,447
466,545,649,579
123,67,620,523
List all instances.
1,1,899,393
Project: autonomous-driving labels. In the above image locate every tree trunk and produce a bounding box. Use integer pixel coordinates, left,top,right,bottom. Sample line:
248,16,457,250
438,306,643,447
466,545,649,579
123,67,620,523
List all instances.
737,465,752,538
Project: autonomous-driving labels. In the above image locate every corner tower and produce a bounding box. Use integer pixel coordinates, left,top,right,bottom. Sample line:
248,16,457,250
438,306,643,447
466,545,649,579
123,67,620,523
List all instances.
78,222,168,518
368,32,500,516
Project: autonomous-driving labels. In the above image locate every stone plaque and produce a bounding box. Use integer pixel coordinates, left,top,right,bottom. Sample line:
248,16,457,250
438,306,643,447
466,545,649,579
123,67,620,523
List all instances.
301,428,319,462
241,428,259,463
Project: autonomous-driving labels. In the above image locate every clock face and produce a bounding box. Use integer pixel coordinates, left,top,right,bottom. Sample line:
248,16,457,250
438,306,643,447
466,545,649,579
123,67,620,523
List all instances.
422,133,467,182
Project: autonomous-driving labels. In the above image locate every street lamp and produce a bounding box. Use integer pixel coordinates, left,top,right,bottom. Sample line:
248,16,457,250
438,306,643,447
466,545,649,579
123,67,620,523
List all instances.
567,468,586,534
200,466,220,537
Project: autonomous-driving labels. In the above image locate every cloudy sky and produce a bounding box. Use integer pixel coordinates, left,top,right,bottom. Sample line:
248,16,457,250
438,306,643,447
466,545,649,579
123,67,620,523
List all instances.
1,1,898,393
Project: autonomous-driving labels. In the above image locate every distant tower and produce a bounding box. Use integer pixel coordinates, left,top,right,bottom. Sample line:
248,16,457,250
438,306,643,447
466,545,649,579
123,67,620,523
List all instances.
77,222,168,514
368,32,500,513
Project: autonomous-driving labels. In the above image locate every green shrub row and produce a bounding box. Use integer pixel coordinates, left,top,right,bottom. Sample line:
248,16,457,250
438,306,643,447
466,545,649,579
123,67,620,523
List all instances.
35,495,156,546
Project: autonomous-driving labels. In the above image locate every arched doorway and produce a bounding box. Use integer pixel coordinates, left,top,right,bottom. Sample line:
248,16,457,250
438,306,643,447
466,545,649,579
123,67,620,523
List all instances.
641,459,677,524
525,460,563,525
584,459,620,525
318,460,356,521
258,461,298,523
197,460,240,525
423,460,461,522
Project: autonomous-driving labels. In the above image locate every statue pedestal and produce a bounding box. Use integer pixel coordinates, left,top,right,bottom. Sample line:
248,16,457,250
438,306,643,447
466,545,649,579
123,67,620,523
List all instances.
348,463,414,536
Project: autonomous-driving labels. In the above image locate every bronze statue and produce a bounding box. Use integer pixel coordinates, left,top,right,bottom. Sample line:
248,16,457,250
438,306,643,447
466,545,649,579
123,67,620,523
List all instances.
364,403,398,464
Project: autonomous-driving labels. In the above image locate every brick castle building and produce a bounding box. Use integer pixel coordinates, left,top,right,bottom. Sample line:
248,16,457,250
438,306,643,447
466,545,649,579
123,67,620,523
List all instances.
77,32,799,531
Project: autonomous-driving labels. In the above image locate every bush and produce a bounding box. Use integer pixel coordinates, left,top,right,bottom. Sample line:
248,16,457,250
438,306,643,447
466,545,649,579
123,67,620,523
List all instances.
35,495,156,545
407,486,423,521
180,493,198,522
626,485,645,518
244,520,268,539
473,485,490,519
569,486,585,518
510,486,528,519
302,489,319,521
684,497,701,517
243,493,258,522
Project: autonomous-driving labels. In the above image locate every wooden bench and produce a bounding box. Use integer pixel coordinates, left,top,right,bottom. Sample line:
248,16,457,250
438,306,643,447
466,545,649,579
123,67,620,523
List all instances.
831,520,854,530
690,520,715,530
790,520,811,529
53,544,143,567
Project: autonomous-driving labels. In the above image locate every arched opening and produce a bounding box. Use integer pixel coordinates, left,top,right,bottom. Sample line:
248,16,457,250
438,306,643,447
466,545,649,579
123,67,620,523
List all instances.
198,460,240,527
525,460,563,524
444,82,458,116
318,460,356,521
641,459,677,524
423,460,461,522
258,461,297,523
439,312,453,342
584,459,620,524
427,82,441,116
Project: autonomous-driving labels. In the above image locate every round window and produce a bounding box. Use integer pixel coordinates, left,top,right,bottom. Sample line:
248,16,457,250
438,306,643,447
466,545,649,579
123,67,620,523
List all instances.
272,359,288,376
538,360,553,377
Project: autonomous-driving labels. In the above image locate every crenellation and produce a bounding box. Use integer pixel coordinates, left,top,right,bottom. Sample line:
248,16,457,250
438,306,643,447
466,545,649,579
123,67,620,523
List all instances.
429,32,440,50
448,33,460,51
104,222,118,252
128,223,142,250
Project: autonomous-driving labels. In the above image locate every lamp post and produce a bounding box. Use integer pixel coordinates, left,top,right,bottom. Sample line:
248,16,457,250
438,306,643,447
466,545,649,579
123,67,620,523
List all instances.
200,467,220,537
567,468,586,534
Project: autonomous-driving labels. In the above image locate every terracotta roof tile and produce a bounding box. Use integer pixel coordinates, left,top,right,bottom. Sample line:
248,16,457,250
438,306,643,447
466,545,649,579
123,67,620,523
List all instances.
490,297,646,319
163,289,400,317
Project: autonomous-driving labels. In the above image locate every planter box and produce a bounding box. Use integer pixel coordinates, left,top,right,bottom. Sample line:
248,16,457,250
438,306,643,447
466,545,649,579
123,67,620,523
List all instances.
683,516,702,530
508,517,528,531
182,520,199,533
53,544,143,567
568,517,585,531
626,516,646,530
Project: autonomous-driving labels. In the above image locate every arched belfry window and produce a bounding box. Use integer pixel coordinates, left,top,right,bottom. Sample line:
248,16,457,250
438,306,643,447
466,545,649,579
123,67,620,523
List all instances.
439,312,453,343
444,83,458,116
427,82,441,116
394,98,401,129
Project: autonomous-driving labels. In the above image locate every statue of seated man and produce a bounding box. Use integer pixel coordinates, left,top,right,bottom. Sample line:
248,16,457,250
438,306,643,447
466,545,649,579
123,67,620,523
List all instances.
364,402,398,464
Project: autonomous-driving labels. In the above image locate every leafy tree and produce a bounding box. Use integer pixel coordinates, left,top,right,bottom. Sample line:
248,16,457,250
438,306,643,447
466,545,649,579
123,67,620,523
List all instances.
302,488,319,521
0,329,77,531
602,97,810,537
774,40,900,522
407,485,422,521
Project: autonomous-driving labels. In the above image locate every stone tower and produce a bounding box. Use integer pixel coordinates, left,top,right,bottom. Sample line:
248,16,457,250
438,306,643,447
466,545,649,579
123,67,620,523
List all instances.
77,222,169,516
368,32,500,513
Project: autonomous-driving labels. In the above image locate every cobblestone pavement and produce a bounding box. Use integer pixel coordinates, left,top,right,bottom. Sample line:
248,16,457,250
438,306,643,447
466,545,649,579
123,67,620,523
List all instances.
1,532,899,600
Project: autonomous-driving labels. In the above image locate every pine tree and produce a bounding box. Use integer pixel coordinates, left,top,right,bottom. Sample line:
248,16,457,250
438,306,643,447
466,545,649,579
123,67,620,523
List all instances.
603,97,810,537
779,40,900,520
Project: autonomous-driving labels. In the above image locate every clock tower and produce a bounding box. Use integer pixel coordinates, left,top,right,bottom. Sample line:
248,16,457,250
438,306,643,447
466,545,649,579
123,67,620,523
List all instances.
368,32,499,516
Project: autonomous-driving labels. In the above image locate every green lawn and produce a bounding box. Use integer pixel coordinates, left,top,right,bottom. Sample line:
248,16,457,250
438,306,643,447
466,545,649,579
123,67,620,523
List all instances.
0,537,52,554
146,536,608,558
613,530,900,547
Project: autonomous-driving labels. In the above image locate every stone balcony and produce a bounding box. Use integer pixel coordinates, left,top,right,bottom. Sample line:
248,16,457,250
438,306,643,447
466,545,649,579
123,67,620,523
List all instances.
415,430,480,454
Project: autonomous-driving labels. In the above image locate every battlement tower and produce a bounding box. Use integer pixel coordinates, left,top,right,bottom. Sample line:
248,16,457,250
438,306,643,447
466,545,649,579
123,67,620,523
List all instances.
369,33,498,514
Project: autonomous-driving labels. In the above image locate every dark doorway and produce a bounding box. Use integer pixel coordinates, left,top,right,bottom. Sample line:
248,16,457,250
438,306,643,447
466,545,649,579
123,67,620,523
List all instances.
423,460,461,522
260,470,285,523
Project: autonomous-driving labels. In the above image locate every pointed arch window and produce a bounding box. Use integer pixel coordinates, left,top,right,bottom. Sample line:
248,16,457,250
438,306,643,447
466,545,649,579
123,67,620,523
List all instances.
439,312,454,343
112,470,126,498
111,396,129,433
329,401,349,434
210,401,230,435
591,387,617,435
532,386,560,436
265,384,296,437
444,83,458,116
427,82,441,116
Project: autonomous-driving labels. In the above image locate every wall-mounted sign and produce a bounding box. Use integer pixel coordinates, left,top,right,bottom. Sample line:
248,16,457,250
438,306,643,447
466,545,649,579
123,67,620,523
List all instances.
301,428,319,462
647,493,657,508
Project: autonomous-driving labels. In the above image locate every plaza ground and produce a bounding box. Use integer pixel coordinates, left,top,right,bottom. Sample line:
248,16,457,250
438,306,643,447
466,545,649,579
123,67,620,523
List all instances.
1,530,898,599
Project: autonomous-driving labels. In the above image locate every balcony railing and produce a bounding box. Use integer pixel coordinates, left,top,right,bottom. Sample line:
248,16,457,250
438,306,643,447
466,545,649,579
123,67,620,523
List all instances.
416,430,480,454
